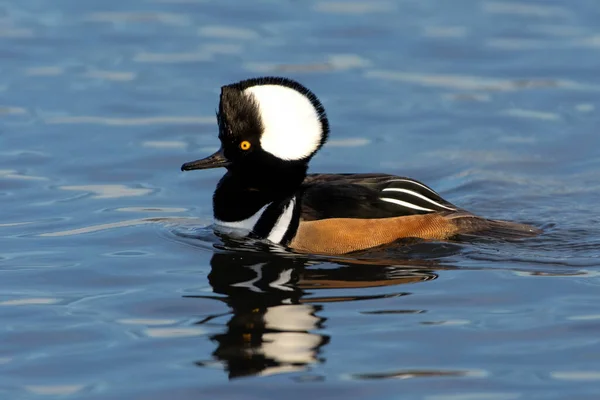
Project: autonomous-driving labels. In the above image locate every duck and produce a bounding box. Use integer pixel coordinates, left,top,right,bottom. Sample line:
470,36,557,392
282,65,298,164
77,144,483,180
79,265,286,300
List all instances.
181,77,540,255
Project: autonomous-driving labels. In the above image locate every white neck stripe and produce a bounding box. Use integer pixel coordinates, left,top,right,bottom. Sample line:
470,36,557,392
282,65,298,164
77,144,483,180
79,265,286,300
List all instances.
267,197,296,244
214,202,270,232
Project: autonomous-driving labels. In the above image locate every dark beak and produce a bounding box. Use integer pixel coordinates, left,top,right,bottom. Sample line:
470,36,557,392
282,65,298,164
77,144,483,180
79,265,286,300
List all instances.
181,147,231,171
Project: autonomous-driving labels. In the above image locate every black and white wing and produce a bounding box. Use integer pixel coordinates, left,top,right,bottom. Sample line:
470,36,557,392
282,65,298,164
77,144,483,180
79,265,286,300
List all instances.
300,173,460,221
377,177,457,213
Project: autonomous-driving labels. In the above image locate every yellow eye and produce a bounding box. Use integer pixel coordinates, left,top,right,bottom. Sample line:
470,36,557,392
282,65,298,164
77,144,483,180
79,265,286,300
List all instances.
240,141,251,151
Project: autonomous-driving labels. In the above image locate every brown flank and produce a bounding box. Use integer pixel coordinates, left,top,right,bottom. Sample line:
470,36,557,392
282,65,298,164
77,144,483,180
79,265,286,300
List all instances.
289,213,539,255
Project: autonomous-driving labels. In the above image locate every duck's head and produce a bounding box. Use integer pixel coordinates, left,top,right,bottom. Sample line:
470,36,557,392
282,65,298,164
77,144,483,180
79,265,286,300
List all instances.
181,77,329,174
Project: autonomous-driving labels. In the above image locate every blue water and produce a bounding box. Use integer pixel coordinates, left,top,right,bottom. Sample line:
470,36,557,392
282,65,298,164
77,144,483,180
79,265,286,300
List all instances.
2,0,600,398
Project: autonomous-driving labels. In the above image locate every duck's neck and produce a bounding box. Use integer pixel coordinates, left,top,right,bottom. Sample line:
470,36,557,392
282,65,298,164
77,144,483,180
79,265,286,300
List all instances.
212,166,306,244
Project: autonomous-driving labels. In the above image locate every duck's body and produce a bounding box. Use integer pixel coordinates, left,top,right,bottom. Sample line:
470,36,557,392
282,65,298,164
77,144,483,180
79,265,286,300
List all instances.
182,77,539,255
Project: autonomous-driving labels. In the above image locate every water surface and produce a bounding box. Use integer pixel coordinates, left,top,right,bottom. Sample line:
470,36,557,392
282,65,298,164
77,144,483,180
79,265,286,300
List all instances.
1,0,600,399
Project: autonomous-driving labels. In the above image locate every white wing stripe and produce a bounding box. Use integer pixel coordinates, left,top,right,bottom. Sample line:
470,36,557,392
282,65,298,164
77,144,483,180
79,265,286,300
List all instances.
380,197,434,212
382,188,456,211
386,179,439,195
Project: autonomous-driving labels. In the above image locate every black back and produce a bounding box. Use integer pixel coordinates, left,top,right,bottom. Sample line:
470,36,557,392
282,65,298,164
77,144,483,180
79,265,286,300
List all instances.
299,173,459,221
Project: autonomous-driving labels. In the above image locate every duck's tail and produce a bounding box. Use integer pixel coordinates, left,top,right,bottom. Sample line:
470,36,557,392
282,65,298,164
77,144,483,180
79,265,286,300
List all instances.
448,212,542,240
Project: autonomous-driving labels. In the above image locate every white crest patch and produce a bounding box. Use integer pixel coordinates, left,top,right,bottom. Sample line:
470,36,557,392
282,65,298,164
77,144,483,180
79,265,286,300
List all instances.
244,85,322,161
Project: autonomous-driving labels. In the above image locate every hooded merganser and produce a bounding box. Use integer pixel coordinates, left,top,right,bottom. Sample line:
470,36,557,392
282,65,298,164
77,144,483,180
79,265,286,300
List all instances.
181,77,540,255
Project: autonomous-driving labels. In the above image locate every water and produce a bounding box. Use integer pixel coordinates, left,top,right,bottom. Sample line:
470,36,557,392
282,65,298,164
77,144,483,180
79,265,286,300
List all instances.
1,0,600,398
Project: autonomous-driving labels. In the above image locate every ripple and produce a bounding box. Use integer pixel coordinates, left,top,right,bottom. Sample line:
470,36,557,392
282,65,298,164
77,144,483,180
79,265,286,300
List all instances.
0,169,48,181
502,108,561,121
83,69,136,82
444,93,491,102
350,368,487,380
0,150,48,157
314,1,395,14
133,50,212,63
201,43,242,55
482,1,570,18
144,327,206,338
0,27,34,38
326,138,371,147
198,25,259,40
40,217,195,237
105,250,152,257
421,319,471,326
487,38,554,50
530,25,584,37
568,314,600,321
245,54,370,74
59,184,154,199
0,221,34,227
117,318,178,325
245,62,331,74
328,54,371,70
512,270,600,278
150,0,205,2
575,103,595,113
85,12,189,26
0,297,61,306
361,309,426,315
427,394,520,400
24,66,64,76
25,385,88,396
142,140,187,149
421,149,539,164
45,116,213,126
366,70,597,92
577,35,600,49
0,107,27,115
113,207,188,213
551,371,600,381
423,26,468,38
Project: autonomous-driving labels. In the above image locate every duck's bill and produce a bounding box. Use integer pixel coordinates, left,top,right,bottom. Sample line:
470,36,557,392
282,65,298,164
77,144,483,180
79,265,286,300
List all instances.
181,148,231,171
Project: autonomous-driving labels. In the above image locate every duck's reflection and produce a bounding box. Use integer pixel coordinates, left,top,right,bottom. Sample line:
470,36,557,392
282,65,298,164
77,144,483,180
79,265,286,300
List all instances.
199,253,326,378
187,242,458,379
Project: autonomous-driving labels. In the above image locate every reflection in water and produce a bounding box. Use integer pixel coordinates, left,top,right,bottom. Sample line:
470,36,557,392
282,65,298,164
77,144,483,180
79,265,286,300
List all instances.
351,369,486,380
186,241,452,379
190,253,327,379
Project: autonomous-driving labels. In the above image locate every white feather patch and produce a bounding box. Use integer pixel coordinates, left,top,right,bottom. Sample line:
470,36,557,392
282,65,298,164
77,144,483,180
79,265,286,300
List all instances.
381,188,456,211
386,179,440,195
380,197,434,212
267,197,296,244
214,202,270,234
244,85,322,161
